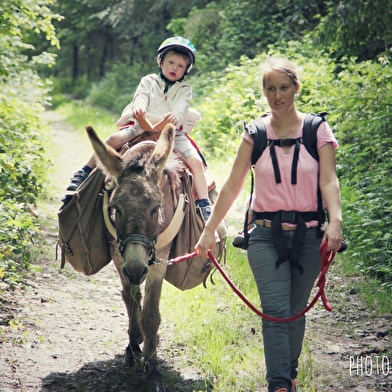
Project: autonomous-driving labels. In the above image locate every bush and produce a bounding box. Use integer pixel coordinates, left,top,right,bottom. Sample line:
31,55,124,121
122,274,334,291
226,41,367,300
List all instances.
190,40,337,157
329,58,392,286
86,63,155,115
0,87,50,287
0,3,55,286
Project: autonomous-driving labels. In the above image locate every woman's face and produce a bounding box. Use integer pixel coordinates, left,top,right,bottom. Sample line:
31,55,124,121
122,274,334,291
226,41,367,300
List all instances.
263,70,300,112
160,53,188,82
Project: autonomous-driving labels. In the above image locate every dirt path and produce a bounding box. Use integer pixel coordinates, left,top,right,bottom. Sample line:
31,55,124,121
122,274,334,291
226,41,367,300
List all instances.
0,111,391,391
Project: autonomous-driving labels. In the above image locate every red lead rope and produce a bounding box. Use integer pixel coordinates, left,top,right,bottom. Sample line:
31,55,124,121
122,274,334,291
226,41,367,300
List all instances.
169,241,335,323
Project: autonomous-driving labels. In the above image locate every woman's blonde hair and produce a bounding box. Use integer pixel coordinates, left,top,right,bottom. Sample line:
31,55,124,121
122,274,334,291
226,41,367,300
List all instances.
260,57,302,87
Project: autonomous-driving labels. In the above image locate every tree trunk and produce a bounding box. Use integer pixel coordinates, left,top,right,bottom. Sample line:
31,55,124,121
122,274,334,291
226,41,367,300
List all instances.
72,43,79,83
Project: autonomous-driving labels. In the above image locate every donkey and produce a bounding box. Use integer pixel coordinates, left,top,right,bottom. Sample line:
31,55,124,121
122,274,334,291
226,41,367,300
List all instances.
86,123,209,391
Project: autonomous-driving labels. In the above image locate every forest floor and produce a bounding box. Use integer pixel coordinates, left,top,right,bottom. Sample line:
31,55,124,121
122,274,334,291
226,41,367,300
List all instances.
0,111,391,392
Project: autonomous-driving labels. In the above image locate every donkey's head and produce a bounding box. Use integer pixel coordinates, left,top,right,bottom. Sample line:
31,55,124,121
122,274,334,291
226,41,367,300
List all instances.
86,124,176,285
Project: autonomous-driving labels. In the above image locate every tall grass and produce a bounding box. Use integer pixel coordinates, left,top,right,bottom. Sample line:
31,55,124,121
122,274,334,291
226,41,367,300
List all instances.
55,101,116,140
161,246,267,391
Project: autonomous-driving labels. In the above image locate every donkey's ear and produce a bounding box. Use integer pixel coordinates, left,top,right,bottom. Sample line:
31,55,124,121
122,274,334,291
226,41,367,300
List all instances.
148,123,175,179
86,126,124,179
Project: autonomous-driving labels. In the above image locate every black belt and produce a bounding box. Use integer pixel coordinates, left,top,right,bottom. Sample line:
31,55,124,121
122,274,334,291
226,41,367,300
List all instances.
253,210,320,273
253,210,319,224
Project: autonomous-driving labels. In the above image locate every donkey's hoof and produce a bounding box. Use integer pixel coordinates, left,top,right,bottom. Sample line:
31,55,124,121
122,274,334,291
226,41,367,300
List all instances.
146,368,165,392
123,344,143,367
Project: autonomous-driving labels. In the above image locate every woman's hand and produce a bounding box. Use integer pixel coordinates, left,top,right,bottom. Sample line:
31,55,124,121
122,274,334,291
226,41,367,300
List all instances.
323,221,343,253
194,228,216,258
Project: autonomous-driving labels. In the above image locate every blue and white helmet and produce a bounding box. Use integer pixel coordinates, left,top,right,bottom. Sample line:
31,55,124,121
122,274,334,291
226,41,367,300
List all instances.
157,36,196,74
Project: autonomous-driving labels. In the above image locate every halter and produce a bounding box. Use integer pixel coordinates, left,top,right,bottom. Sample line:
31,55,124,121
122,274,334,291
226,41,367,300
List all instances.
117,234,160,266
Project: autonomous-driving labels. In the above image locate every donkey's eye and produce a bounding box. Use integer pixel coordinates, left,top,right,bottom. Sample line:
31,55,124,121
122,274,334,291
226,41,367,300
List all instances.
151,206,159,217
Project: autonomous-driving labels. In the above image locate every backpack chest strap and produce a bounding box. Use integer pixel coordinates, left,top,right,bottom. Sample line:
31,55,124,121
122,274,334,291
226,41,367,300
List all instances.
268,138,301,184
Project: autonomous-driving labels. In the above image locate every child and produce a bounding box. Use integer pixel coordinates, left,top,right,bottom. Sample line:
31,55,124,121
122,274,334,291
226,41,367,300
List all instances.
63,37,212,221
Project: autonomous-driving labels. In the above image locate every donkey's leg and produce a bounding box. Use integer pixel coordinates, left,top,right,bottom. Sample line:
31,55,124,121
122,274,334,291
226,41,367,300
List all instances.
140,262,167,375
123,284,144,366
112,250,143,367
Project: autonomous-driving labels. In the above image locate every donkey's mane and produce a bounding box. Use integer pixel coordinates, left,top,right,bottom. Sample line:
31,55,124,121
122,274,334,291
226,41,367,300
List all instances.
122,141,183,184
112,140,184,228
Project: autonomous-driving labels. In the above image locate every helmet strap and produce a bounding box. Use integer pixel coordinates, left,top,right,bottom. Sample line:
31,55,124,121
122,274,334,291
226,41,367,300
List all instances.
158,70,184,93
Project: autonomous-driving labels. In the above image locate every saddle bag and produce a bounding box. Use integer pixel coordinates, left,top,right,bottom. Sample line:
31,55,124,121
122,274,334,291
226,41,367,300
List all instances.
165,172,227,290
57,168,113,275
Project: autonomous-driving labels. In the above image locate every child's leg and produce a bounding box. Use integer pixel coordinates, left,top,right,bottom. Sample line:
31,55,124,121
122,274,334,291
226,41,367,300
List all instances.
186,154,209,200
105,129,132,150
64,127,141,196
186,154,212,222
174,132,212,221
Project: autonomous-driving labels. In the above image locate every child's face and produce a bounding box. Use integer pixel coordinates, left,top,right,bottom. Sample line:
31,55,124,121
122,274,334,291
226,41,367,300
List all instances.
160,53,188,82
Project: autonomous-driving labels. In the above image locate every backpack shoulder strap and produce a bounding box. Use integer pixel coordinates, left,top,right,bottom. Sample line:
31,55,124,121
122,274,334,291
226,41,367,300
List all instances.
302,112,328,161
302,111,329,238
244,113,269,166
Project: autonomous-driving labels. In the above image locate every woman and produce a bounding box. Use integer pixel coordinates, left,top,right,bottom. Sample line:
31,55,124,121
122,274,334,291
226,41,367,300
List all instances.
194,57,343,392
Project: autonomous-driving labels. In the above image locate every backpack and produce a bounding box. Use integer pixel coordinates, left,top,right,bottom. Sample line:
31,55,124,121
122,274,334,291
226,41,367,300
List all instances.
247,112,328,166
233,112,328,250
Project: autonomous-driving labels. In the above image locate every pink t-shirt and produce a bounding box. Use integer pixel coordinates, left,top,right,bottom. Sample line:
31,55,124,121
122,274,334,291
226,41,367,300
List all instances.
243,115,338,227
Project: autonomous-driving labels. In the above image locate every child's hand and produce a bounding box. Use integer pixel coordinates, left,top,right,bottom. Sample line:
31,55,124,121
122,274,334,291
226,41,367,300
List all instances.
134,111,153,131
132,108,146,118
163,112,178,125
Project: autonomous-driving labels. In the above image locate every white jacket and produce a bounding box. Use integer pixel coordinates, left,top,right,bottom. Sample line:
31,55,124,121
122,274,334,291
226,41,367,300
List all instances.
116,74,192,131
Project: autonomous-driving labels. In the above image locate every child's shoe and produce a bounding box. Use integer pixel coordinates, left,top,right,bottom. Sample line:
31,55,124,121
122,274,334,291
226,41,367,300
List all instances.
196,199,211,223
199,204,212,222
66,168,90,191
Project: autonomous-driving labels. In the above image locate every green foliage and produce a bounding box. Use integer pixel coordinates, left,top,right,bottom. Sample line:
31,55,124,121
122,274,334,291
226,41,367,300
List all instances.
315,0,392,61
191,40,336,156
174,0,325,72
48,0,208,85
0,95,49,287
86,63,150,115
55,101,116,140
329,59,392,285
0,201,36,286
190,58,264,155
0,0,59,288
0,93,50,287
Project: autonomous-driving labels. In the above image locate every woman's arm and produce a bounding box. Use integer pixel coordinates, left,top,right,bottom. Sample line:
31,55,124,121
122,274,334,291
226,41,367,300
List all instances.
318,142,343,252
195,138,253,257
